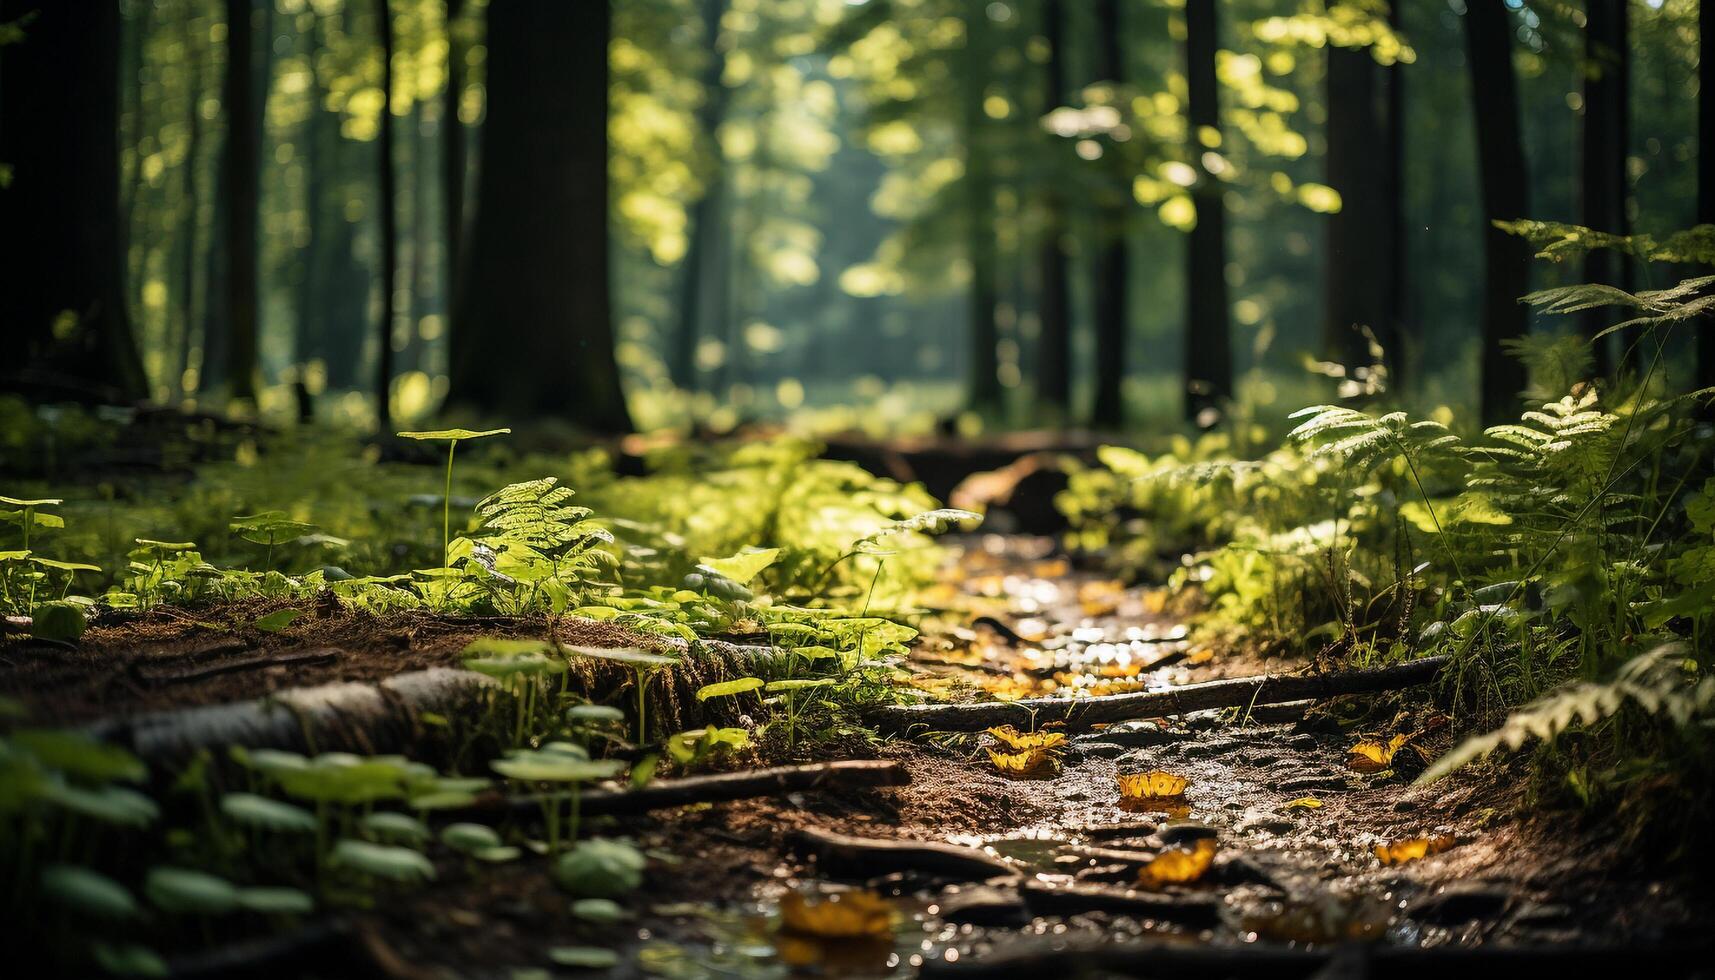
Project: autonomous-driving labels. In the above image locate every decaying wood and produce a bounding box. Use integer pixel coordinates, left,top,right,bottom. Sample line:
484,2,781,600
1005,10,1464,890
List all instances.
487,760,909,818
85,667,497,767
867,656,1449,734
138,646,341,686
1018,880,1219,925
918,936,1714,979
789,826,1017,882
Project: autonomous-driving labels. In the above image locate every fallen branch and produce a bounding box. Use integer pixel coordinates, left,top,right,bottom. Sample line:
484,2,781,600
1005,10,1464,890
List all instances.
788,826,1016,882
483,760,909,818
1018,880,1219,926
867,656,1448,734
138,647,341,686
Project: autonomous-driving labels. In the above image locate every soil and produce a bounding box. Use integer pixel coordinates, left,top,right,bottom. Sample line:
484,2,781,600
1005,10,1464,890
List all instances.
6,535,1711,978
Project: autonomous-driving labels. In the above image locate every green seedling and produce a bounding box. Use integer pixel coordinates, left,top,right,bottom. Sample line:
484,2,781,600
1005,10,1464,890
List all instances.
564,646,679,743
461,637,565,745
396,428,509,568
490,743,624,854
764,678,835,750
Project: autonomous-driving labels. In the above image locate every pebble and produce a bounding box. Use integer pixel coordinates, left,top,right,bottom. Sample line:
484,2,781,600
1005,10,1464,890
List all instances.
1235,810,1296,835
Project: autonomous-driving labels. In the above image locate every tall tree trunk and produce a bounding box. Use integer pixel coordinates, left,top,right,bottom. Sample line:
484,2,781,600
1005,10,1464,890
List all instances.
1465,0,1532,425
1322,41,1401,375
406,104,430,374
450,0,632,431
1182,0,1230,424
375,0,397,429
175,12,207,401
1581,0,1630,375
443,0,466,345
670,0,731,392
1034,0,1071,418
1089,0,1128,429
964,5,1002,413
0,0,149,402
222,0,265,405
296,9,328,377
1697,0,1714,397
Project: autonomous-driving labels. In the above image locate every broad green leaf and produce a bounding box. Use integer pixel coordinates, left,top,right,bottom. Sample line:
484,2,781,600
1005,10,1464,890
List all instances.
491,752,623,783
361,811,431,844
14,730,145,782
565,646,678,669
548,947,620,969
765,678,836,692
441,822,503,853
41,865,139,919
0,494,61,506
252,608,305,633
695,677,765,701
552,837,645,898
330,839,436,882
29,601,86,642
220,793,316,834
396,428,510,441
566,704,626,724
145,867,239,915
460,637,556,658
697,548,780,585
570,898,627,923
237,886,314,915
28,557,100,572
91,942,167,978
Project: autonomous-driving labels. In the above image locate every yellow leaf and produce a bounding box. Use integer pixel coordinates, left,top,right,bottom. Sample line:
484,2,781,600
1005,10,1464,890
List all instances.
1281,797,1322,811
1346,733,1411,773
1135,837,1216,889
1373,834,1455,866
1115,770,1189,802
985,726,1068,752
779,890,894,939
987,747,1058,777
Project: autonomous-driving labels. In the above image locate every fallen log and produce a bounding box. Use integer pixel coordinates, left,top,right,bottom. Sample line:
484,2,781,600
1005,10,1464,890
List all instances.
482,760,909,819
918,936,1714,979
867,656,1448,734
788,826,1017,882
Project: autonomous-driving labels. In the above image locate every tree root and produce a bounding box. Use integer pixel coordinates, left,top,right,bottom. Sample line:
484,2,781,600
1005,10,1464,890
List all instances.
479,760,909,819
867,656,1449,734
787,826,1016,882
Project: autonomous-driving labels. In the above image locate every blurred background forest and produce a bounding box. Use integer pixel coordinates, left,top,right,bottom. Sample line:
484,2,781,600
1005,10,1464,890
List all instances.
0,0,1705,437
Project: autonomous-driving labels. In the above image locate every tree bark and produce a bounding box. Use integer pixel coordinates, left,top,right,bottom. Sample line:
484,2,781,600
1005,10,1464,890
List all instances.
1465,0,1532,425
1322,44,1401,375
449,0,632,432
669,0,732,392
1034,0,1072,418
1581,0,1631,375
0,0,149,402
1182,0,1230,423
1699,0,1715,398
964,6,1002,413
222,0,263,404
443,0,466,348
375,0,398,428
1089,0,1129,430
175,11,208,401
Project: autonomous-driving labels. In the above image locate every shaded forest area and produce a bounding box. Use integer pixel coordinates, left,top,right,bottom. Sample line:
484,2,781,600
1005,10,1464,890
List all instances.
3,2,1715,979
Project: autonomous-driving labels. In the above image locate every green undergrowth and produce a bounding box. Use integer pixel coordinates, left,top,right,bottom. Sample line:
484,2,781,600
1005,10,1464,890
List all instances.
1059,224,1715,852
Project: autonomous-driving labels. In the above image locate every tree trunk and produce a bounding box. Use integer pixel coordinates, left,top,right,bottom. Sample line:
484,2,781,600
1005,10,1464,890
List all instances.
1698,0,1714,398
222,0,262,404
175,12,207,401
964,6,1002,413
1089,0,1128,429
443,0,466,347
0,0,149,402
1034,0,1072,418
1322,43,1401,374
1581,0,1630,375
1464,0,1532,425
449,0,632,432
1182,0,1230,424
375,0,398,429
669,0,732,392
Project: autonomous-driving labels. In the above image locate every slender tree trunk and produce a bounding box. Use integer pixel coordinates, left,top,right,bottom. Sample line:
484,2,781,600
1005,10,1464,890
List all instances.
175,13,207,401
375,0,397,429
1465,0,1532,425
406,104,430,373
1323,42,1401,375
0,0,149,402
670,0,732,392
1035,0,1071,418
296,9,327,376
1182,0,1230,423
1581,0,1630,375
222,0,262,404
449,0,632,431
443,0,466,345
1697,0,1715,397
964,6,1002,413
1089,0,1129,429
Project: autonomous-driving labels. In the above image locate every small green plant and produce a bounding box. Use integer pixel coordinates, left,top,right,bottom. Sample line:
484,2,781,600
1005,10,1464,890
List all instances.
566,646,679,743
396,428,510,568
490,743,623,854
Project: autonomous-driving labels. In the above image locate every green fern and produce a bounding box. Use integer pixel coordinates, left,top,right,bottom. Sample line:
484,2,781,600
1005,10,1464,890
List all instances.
1421,644,1714,783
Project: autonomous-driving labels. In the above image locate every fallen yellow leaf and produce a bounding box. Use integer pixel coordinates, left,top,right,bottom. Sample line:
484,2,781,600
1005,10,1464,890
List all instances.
1346,733,1412,773
1373,834,1455,866
1281,797,1323,811
985,725,1068,752
779,890,894,939
1136,837,1217,889
987,746,1058,777
1115,770,1189,802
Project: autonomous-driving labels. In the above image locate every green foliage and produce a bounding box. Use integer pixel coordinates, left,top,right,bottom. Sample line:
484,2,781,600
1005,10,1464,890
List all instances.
552,837,646,898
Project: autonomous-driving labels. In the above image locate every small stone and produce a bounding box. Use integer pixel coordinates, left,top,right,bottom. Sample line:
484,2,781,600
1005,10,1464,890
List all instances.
1391,798,1419,812
1288,734,1319,751
1070,741,1129,760
1235,810,1295,835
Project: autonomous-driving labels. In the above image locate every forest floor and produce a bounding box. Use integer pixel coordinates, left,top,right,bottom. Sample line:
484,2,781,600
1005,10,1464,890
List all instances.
5,536,1711,978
